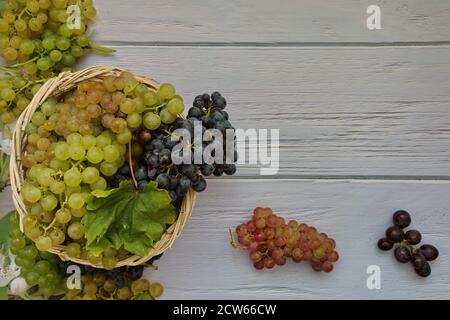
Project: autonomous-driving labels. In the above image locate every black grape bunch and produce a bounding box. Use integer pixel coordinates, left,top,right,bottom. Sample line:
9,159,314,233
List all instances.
378,210,439,277
115,91,238,205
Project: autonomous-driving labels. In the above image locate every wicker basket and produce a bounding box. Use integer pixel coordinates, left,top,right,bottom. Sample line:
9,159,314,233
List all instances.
10,66,196,267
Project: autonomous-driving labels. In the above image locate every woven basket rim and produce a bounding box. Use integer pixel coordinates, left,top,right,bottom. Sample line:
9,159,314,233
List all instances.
9,65,196,268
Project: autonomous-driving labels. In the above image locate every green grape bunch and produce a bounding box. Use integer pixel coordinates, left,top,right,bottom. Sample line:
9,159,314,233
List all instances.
0,0,113,125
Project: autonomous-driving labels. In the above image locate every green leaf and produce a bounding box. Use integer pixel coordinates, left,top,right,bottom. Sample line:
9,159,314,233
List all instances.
89,42,116,55
0,150,9,192
0,211,14,254
0,287,8,300
82,181,176,256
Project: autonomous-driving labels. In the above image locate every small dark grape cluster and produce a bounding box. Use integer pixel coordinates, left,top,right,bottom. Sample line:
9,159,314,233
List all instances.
377,210,439,277
114,92,237,205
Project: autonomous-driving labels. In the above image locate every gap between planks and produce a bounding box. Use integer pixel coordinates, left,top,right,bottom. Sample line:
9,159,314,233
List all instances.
98,41,450,48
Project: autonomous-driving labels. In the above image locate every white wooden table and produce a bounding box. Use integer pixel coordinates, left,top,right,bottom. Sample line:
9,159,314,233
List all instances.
2,0,450,299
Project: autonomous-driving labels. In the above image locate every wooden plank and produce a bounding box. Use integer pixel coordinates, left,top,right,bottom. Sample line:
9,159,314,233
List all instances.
93,0,450,43
81,46,450,177
141,179,450,299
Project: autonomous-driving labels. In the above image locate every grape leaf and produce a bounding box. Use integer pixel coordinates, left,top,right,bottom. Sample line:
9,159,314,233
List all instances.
0,287,7,300
0,211,14,254
82,181,176,256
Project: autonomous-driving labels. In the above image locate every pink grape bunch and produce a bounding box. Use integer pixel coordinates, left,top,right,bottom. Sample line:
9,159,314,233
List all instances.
235,207,339,272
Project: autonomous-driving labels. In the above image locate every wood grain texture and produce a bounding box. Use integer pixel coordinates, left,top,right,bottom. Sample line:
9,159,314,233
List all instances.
93,0,450,43
81,46,450,177
142,179,450,299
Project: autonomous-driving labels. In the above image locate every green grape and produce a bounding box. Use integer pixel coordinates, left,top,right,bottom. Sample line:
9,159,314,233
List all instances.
37,57,52,71
26,0,40,13
55,208,72,224
1,88,15,102
55,142,70,160
143,91,158,106
21,185,42,203
50,180,65,195
67,132,83,144
103,145,120,163
116,287,131,300
143,112,161,130
55,37,70,51
119,98,135,114
41,97,57,116
167,97,185,116
82,135,97,149
86,147,103,164
131,279,149,294
100,161,118,176
24,225,43,240
33,260,51,275
116,129,132,144
160,108,177,124
68,193,85,210
65,242,81,258
84,281,98,295
40,194,58,211
57,24,73,38
52,0,68,9
90,177,107,191
23,245,38,260
96,133,111,148
102,256,117,270
81,167,99,184
35,235,53,251
126,113,142,129
19,39,35,55
14,19,28,32
158,83,176,100
69,143,86,160
49,49,62,62
25,272,40,286
83,5,97,20
11,236,26,249
64,168,82,187
49,228,65,245
42,36,56,50
2,47,18,61
86,252,102,265
71,207,87,218
75,35,89,47
67,222,84,240
103,280,116,293
71,45,84,58
62,52,75,66
149,283,164,298
30,204,43,217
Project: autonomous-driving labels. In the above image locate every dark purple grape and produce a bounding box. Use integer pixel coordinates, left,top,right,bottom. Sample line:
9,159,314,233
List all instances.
126,266,144,281
224,164,237,175
201,164,214,176
414,261,431,277
156,174,170,189
188,107,204,119
386,226,404,243
377,238,394,251
392,210,411,228
411,252,427,269
213,164,224,176
394,246,411,263
192,176,207,192
404,230,421,245
419,244,439,261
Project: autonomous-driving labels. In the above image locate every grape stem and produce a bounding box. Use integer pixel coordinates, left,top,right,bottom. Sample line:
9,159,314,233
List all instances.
128,141,138,189
229,228,244,249
9,56,39,68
